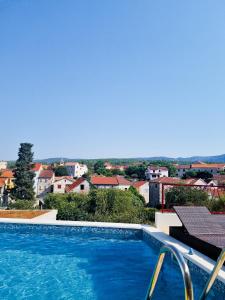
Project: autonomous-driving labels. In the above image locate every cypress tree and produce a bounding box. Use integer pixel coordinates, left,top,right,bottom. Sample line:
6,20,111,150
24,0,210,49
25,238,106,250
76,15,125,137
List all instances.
12,143,35,200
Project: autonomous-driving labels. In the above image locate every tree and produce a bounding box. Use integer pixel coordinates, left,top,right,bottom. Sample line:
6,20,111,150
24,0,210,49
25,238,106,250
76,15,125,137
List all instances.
165,186,209,208
11,143,35,200
182,170,212,181
125,165,146,180
128,186,145,205
55,166,69,176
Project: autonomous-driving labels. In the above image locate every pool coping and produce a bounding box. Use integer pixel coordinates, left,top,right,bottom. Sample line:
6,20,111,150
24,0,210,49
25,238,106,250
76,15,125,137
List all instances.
0,218,224,285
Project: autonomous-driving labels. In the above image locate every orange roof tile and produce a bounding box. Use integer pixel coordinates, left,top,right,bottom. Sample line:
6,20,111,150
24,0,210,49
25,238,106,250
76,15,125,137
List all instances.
150,177,184,184
39,170,54,178
91,176,131,186
31,163,42,172
65,177,86,192
0,169,14,178
132,181,148,188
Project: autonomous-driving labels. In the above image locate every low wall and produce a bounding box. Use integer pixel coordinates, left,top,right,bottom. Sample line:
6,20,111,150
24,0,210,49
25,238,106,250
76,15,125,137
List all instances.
155,212,182,234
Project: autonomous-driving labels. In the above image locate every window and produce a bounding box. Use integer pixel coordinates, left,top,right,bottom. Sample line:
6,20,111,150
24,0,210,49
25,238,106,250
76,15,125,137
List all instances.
80,184,84,190
58,184,62,189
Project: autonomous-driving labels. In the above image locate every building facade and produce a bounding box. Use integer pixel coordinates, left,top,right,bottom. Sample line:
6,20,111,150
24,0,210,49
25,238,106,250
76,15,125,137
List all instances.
91,176,131,190
32,163,43,195
37,170,55,198
0,161,7,170
66,177,90,194
53,177,74,194
145,166,168,180
132,181,149,204
65,162,88,178
176,163,225,178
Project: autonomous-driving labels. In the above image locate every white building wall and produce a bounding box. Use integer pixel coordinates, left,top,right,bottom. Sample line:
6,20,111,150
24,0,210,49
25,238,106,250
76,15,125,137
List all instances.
138,183,149,204
146,168,168,180
0,161,7,170
66,163,88,178
53,178,74,193
69,180,90,194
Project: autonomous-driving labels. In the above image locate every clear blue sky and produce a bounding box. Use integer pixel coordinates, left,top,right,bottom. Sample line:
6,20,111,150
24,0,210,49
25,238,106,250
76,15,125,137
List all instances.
1,0,225,160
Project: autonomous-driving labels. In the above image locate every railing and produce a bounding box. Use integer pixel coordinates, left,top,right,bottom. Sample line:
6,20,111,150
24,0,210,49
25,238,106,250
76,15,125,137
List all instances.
200,248,225,300
145,244,194,300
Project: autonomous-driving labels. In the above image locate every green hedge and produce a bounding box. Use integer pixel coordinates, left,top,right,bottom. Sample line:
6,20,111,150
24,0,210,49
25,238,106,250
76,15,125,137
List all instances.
8,200,35,210
44,189,158,224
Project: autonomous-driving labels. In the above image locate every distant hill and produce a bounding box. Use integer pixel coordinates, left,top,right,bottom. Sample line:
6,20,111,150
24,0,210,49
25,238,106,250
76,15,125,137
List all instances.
34,154,225,164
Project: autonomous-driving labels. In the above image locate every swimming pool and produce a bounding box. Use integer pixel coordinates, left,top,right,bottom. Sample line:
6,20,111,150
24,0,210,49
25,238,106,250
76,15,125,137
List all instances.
0,223,224,299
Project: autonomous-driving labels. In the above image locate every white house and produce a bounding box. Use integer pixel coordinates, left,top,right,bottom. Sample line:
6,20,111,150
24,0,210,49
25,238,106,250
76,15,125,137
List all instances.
53,176,75,194
91,176,132,191
37,170,55,198
0,161,7,170
65,162,88,178
145,166,168,180
32,163,43,195
176,163,225,178
66,177,90,194
132,181,149,204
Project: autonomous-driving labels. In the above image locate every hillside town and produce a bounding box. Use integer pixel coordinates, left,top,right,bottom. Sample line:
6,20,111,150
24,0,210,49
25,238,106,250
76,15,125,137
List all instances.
1,156,225,209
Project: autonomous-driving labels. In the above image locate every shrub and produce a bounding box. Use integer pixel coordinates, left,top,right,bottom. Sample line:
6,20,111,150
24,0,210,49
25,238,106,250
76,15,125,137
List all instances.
165,187,208,208
142,208,157,223
43,189,155,224
8,200,35,210
208,196,225,212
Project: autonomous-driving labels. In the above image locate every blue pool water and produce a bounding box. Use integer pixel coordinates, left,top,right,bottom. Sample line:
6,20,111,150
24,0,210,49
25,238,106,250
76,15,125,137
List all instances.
0,224,223,300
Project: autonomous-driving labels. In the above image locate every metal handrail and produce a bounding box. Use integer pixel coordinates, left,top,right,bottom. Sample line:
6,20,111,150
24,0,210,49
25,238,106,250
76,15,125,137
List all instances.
145,244,194,300
200,248,225,300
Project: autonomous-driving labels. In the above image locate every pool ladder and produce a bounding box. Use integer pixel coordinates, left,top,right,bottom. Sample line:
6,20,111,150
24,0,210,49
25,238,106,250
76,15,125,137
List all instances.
145,245,225,300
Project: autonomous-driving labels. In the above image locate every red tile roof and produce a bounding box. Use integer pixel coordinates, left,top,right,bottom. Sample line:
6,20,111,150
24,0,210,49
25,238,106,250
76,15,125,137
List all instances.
213,175,225,183
132,181,148,188
65,177,86,192
176,164,225,170
54,176,74,182
184,178,207,185
39,170,54,178
150,177,184,184
116,176,132,185
0,169,14,178
91,176,131,186
64,162,79,166
31,163,42,172
148,166,168,171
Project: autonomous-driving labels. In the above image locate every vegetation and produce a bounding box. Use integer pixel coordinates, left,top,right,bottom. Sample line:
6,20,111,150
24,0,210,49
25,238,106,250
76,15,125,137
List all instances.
166,186,209,208
8,200,35,210
165,186,225,212
125,164,147,180
93,160,125,176
209,196,225,212
11,143,35,201
182,170,213,180
54,166,69,177
44,189,156,224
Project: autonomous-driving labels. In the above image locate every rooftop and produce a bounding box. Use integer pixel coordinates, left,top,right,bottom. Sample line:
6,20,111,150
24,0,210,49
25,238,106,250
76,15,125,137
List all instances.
91,175,131,186
39,170,54,179
65,177,86,192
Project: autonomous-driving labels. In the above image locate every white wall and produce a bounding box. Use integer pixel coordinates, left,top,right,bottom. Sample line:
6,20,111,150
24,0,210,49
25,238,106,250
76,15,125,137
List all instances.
53,178,74,193
155,212,182,234
69,180,90,194
138,183,149,204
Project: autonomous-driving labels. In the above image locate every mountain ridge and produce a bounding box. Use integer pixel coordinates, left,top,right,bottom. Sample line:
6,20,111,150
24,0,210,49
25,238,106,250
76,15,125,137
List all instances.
34,154,225,164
